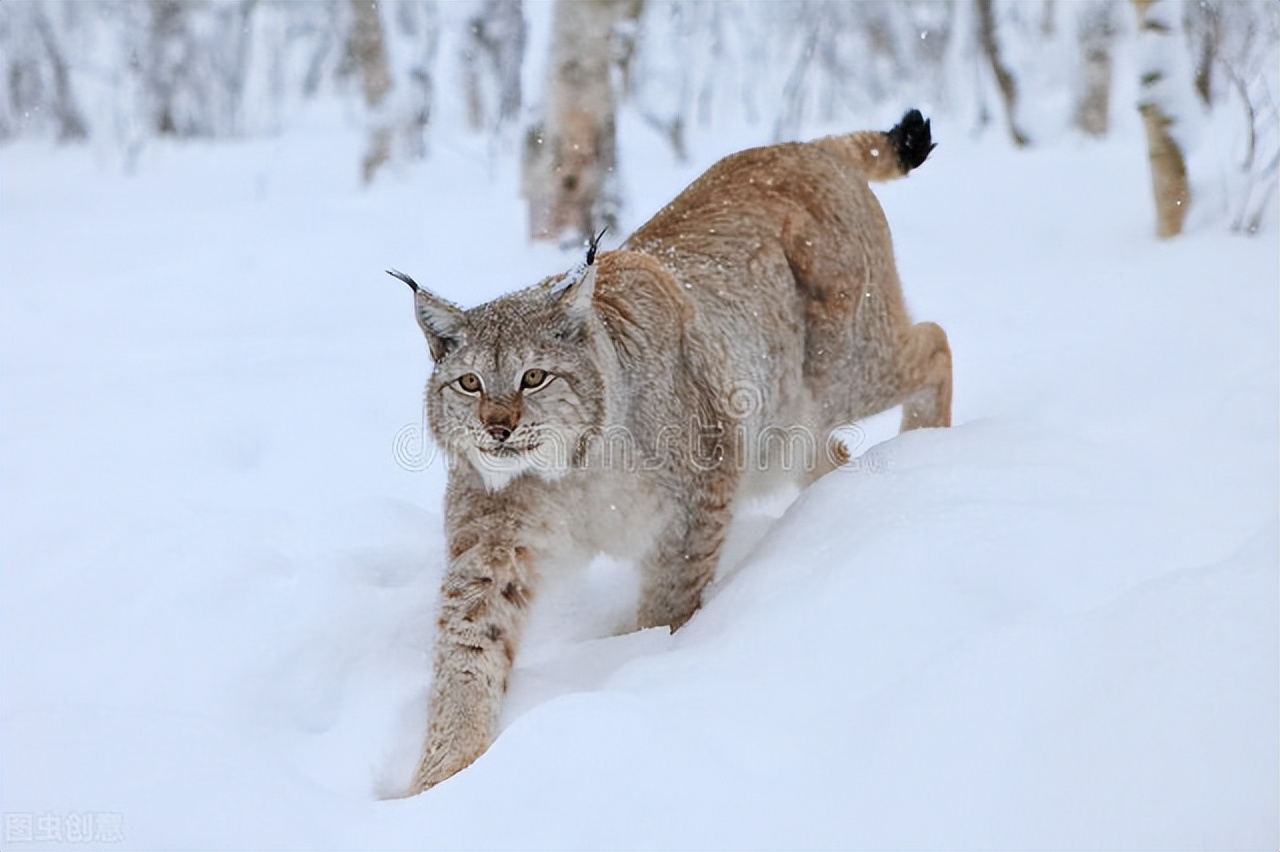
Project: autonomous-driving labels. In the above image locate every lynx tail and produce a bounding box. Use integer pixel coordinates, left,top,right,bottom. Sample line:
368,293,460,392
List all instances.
816,108,937,183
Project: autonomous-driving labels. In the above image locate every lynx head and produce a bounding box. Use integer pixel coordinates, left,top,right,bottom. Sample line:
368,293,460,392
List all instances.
391,264,607,491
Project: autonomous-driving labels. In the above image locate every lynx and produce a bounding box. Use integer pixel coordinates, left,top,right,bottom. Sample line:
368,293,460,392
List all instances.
391,109,951,793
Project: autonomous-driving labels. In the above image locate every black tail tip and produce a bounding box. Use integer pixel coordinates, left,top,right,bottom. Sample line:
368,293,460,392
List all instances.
887,108,936,173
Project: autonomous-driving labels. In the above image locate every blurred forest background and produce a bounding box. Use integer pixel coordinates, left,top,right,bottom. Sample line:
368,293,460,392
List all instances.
2,0,1276,238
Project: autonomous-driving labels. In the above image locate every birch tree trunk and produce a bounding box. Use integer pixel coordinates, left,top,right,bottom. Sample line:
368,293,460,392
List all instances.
461,0,526,136
523,0,639,242
1133,0,1192,239
31,5,88,141
346,0,393,184
1073,0,1114,137
974,0,1030,147
147,0,189,136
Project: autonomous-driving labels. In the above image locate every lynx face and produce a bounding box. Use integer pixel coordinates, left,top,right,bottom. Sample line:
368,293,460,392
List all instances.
416,271,607,491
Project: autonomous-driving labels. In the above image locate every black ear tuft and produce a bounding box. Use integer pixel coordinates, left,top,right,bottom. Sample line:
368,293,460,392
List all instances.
387,268,420,293
585,226,608,266
886,109,936,173
391,270,467,362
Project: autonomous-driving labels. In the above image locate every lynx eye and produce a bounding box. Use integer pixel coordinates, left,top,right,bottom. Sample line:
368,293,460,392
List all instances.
521,368,549,390
456,373,482,393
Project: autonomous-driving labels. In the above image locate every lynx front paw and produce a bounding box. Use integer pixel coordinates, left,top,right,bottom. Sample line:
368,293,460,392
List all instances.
406,671,502,795
406,739,486,794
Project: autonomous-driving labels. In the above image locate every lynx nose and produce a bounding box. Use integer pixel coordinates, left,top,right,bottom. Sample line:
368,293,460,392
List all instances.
480,397,521,443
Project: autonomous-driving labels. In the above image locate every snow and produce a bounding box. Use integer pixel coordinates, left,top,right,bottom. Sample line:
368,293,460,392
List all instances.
2,105,1276,850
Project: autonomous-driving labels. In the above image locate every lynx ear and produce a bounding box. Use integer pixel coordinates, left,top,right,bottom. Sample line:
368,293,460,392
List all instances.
387,269,466,361
555,262,598,321
415,289,467,360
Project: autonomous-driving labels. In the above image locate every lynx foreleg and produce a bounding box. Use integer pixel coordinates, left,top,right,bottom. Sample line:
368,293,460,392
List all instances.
637,472,736,631
408,543,535,793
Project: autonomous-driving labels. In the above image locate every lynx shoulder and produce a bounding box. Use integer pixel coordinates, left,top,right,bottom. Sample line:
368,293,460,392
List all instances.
391,109,950,793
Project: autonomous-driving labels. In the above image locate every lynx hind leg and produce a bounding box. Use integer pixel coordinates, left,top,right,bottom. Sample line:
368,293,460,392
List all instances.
782,216,950,434
857,318,952,432
896,320,952,430
636,525,719,632
636,479,735,631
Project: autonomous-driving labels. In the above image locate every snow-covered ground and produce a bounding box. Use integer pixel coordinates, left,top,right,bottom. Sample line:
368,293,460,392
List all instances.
2,105,1276,850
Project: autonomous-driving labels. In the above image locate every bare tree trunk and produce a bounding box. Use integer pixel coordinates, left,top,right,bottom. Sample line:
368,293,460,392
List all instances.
346,0,393,184
974,0,1030,147
1040,0,1058,39
1073,0,1114,137
148,0,189,136
31,5,87,141
220,0,259,138
1190,0,1223,107
1217,5,1280,234
1133,0,1191,239
612,0,645,98
523,0,638,242
388,1,439,161
461,0,526,135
